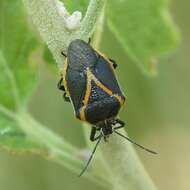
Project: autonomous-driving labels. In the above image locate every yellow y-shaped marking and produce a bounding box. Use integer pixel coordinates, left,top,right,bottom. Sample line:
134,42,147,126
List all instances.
79,68,124,121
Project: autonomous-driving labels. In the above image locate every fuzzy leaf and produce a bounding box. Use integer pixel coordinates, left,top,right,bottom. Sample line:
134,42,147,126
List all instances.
107,0,179,74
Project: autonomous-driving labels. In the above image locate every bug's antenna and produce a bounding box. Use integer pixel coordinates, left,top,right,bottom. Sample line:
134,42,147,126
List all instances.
79,135,102,177
114,130,157,154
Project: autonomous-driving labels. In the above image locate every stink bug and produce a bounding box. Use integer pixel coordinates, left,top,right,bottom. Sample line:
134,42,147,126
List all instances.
58,39,157,176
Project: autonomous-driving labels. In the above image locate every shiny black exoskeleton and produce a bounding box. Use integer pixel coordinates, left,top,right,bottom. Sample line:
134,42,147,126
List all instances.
58,39,126,141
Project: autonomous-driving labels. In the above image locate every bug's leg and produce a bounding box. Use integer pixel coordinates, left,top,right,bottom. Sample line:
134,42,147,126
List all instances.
90,127,101,141
61,51,67,57
109,59,117,69
88,38,91,45
57,77,65,91
58,77,71,102
63,92,70,102
113,119,125,130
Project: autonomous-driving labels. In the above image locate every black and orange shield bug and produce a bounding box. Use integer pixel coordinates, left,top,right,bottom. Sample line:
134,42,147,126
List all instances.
58,39,157,176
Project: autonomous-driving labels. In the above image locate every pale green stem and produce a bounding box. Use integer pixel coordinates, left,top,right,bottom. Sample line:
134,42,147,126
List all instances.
23,0,70,70
0,104,18,120
23,0,106,70
78,0,105,39
100,130,157,190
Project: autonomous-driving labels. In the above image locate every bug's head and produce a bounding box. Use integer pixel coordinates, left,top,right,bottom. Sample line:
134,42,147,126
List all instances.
96,120,113,139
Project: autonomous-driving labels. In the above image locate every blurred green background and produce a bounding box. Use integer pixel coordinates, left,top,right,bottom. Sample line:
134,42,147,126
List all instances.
0,0,190,190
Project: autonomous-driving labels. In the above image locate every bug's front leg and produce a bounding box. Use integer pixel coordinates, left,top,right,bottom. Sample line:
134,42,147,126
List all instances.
57,77,65,91
57,77,70,102
112,118,125,130
109,59,118,69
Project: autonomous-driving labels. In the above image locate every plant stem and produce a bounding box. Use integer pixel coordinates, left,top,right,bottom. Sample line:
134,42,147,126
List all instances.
100,130,157,190
23,0,70,69
23,0,105,70
78,0,105,39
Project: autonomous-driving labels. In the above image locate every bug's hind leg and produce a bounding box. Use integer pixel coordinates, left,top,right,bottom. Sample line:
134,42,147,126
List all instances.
109,59,118,69
90,127,101,141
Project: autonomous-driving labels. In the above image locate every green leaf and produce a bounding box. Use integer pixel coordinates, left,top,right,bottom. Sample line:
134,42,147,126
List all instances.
107,0,180,74
0,0,38,109
0,0,76,160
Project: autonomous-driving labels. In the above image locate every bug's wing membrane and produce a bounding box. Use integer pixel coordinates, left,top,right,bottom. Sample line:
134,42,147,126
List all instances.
66,68,86,111
94,56,124,96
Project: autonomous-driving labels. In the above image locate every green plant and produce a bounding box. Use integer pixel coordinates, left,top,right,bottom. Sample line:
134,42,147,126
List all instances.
0,0,179,189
